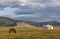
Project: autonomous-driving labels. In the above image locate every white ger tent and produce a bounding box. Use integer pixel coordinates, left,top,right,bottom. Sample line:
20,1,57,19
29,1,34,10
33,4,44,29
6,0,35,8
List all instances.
42,25,53,30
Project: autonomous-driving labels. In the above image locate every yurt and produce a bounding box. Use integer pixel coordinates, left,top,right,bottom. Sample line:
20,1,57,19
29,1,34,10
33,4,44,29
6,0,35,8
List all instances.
42,25,53,30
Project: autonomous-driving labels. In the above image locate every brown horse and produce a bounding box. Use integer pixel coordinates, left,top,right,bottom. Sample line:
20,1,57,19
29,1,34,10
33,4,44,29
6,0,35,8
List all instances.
9,28,16,34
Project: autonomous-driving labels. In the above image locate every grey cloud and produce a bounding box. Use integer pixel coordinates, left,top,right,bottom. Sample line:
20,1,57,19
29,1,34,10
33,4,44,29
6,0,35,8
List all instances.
12,6,60,22
0,0,60,22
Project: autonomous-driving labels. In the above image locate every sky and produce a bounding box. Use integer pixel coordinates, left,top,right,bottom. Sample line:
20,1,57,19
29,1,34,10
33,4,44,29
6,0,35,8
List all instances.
0,0,60,22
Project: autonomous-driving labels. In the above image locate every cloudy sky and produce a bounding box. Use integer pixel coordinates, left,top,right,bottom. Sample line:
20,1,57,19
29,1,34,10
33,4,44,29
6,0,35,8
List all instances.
0,0,60,22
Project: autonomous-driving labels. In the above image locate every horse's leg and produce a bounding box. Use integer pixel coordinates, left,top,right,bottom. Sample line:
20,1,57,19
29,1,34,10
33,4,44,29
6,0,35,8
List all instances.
9,32,10,34
9,30,11,34
14,30,16,33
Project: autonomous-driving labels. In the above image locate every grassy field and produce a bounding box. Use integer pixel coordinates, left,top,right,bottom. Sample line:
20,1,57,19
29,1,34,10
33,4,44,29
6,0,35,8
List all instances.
0,26,59,39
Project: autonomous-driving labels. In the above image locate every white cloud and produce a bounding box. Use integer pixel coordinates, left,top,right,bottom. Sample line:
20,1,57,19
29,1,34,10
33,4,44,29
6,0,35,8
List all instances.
50,0,60,6
18,0,28,6
28,2,46,8
19,0,28,3
0,0,60,8
51,0,60,2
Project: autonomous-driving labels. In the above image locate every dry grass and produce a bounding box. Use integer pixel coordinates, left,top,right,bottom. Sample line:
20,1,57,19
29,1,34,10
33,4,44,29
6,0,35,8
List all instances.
0,25,59,39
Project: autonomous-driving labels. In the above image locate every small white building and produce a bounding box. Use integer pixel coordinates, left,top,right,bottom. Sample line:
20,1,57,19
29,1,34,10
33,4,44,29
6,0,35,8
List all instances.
42,25,53,30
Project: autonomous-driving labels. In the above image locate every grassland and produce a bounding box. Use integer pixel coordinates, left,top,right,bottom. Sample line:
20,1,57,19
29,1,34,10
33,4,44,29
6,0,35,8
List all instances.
0,26,59,39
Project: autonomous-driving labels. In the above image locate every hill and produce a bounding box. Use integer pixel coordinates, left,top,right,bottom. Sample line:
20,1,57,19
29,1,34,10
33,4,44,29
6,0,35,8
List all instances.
0,17,16,26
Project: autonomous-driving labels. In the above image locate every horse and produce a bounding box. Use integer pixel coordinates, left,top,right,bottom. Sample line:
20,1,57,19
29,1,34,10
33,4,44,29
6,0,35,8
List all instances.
9,28,16,34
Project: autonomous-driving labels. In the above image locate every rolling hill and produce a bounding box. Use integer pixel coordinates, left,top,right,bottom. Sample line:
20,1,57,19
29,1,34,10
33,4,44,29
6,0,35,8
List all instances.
0,17,16,26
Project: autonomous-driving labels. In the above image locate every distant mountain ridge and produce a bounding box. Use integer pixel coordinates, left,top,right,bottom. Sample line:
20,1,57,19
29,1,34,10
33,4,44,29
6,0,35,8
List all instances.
0,16,60,27
26,21,60,27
